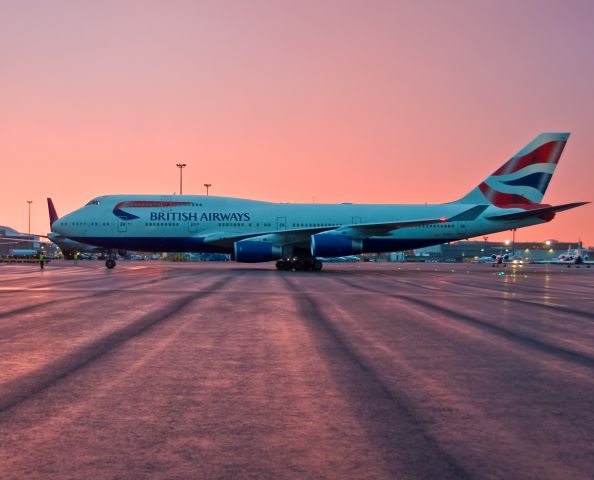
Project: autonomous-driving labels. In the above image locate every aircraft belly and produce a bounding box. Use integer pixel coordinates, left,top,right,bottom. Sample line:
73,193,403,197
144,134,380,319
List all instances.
68,236,229,254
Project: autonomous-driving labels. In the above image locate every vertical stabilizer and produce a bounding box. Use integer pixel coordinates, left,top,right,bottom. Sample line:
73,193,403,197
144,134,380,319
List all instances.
47,198,59,227
455,133,570,206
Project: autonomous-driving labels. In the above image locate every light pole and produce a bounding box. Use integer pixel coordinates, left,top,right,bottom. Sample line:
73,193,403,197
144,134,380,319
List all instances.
204,183,212,196
27,200,33,235
176,163,187,194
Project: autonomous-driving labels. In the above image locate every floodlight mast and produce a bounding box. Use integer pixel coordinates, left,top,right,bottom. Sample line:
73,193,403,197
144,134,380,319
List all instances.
27,200,33,234
176,164,187,194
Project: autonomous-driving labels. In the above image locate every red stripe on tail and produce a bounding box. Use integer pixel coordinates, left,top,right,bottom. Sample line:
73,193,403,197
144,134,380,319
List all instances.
491,140,566,176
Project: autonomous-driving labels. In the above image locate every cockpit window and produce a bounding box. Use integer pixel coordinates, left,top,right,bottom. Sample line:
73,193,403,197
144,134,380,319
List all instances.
86,199,100,205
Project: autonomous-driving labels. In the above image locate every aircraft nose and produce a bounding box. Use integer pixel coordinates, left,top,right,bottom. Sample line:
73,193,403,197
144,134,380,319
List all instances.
52,219,65,234
52,214,72,235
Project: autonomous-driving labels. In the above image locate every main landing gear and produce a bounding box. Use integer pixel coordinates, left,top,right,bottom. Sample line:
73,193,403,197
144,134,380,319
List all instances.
276,257,323,272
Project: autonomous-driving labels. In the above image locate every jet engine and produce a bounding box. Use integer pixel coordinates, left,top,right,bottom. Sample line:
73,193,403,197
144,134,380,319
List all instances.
311,233,363,258
234,240,283,263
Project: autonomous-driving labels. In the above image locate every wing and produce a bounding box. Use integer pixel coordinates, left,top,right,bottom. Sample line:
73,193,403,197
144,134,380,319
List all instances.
0,235,48,244
202,217,451,249
202,226,334,249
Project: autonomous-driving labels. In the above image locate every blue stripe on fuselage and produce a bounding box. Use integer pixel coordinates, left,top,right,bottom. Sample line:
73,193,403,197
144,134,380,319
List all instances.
69,236,459,255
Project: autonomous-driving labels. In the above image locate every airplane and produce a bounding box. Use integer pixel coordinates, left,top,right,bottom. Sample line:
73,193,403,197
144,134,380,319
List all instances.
535,245,592,267
51,132,589,271
474,253,524,266
0,225,43,256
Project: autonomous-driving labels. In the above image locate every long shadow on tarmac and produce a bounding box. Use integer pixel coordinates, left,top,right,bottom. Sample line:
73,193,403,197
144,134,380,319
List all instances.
0,274,235,414
279,274,474,480
334,276,594,370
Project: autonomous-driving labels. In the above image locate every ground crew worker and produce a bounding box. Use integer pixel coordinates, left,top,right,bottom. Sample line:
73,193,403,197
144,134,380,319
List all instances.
73,251,79,264
39,252,46,270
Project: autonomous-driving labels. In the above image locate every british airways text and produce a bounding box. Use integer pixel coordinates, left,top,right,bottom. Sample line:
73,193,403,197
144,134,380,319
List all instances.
150,212,251,222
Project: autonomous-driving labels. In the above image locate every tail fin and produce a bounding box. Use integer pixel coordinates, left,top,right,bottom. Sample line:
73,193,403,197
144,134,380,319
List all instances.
455,133,570,206
47,198,59,227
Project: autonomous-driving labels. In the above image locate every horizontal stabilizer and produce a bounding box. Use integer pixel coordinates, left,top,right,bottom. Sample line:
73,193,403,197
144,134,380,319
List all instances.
0,234,49,241
486,202,589,221
447,205,489,222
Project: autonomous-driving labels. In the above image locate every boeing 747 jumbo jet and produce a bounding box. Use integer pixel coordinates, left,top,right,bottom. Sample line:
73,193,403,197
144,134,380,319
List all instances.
52,133,588,270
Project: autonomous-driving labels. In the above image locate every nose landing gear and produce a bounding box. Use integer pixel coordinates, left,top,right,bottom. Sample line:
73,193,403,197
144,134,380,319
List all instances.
105,250,117,269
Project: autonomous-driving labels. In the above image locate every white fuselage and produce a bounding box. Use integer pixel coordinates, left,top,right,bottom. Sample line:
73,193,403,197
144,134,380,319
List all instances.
52,194,547,257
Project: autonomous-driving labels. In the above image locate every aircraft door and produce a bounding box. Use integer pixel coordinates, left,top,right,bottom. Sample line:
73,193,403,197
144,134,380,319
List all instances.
118,218,127,233
351,216,362,224
188,222,199,233
276,217,287,230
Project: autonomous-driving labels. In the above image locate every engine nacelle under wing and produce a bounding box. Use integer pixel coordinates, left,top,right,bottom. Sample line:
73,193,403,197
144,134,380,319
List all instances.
311,233,363,258
234,240,283,263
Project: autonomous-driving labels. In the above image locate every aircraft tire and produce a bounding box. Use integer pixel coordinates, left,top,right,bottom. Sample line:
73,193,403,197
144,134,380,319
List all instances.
106,259,116,269
276,260,284,270
313,260,323,271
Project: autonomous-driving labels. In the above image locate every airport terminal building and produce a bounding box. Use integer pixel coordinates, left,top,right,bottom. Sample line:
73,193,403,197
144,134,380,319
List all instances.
409,240,591,263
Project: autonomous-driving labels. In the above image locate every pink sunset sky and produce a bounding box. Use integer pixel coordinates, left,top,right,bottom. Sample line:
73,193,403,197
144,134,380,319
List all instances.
1,0,593,245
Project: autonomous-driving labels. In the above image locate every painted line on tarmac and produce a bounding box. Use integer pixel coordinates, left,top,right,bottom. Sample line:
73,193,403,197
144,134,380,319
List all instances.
521,299,566,308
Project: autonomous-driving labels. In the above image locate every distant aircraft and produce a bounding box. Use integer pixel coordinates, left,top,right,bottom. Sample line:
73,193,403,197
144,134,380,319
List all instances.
0,225,42,256
535,245,592,268
52,133,589,270
475,253,524,267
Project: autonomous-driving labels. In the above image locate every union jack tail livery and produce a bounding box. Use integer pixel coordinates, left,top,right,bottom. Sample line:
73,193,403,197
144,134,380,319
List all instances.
456,132,569,207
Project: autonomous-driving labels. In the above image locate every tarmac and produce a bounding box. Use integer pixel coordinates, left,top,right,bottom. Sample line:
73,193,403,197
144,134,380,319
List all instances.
0,260,593,479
